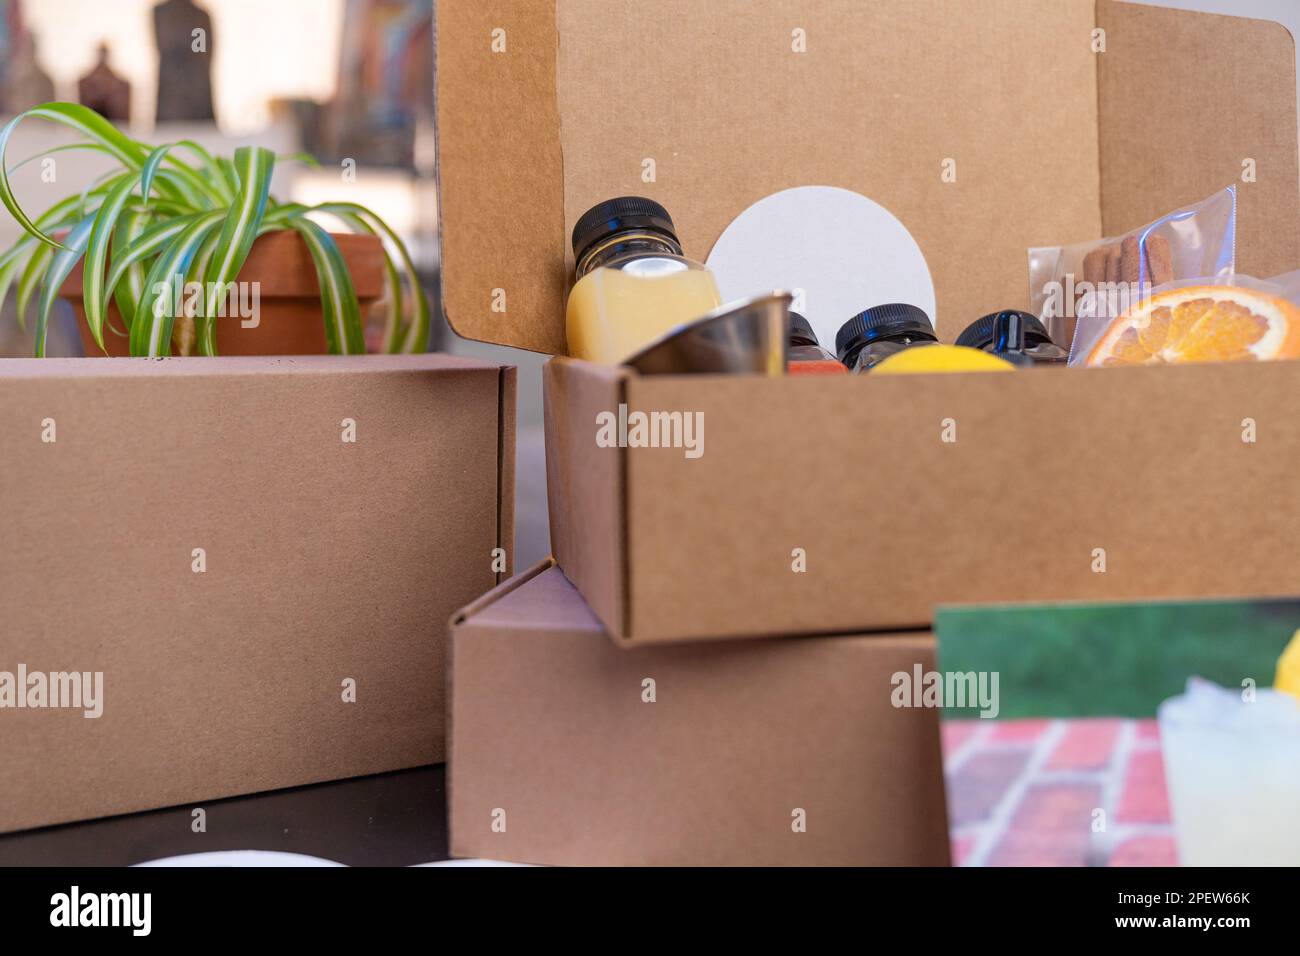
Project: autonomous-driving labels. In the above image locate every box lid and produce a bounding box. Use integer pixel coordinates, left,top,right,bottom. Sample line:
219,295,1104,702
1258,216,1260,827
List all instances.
436,0,1299,351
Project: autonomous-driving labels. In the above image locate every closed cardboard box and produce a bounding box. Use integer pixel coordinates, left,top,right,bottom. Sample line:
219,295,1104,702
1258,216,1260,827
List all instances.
437,0,1300,644
448,561,950,866
0,354,515,833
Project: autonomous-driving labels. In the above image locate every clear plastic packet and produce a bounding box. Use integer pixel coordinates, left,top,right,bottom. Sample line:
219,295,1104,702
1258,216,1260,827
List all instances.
1028,186,1237,363
1262,267,1300,304
1066,271,1300,366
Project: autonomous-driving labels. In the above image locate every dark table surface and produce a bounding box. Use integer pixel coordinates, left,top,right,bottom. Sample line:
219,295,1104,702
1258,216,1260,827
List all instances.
0,765,449,867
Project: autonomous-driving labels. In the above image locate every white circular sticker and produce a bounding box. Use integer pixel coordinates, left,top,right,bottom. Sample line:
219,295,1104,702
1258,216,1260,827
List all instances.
706,185,936,356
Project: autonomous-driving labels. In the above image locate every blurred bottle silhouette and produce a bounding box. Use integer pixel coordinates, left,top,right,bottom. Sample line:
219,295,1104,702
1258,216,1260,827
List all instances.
153,0,215,122
1,0,55,113
77,42,131,123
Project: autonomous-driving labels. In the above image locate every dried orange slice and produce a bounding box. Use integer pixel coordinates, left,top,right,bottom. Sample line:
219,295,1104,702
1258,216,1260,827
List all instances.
1085,285,1300,367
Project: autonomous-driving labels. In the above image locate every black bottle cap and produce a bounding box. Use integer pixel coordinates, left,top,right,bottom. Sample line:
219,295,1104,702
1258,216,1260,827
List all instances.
835,303,936,362
955,310,1054,351
788,312,820,347
571,196,678,264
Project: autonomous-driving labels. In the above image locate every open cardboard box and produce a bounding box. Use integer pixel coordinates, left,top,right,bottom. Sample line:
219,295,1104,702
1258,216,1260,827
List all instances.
448,560,950,866
437,0,1300,644
0,355,514,832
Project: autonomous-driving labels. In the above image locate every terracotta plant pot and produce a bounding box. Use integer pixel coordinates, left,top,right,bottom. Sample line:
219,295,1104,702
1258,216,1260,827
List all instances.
58,231,385,356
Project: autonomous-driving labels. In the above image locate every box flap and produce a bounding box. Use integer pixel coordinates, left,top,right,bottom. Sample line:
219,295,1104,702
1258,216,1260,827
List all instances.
542,357,628,635
1096,0,1300,278
438,0,1101,347
451,556,557,628
455,559,603,634
437,1,1300,350
495,365,518,584
435,0,566,354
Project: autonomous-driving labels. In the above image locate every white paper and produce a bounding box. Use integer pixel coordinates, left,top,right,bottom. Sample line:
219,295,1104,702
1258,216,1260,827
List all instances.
706,185,935,355
134,851,346,867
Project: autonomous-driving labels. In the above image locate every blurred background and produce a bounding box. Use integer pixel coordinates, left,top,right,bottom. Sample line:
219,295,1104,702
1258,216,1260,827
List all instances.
2,0,1298,571
0,0,550,565
0,0,439,339
937,599,1300,718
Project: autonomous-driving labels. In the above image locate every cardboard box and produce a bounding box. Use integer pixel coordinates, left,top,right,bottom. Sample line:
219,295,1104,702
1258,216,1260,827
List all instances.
0,354,515,833
448,561,951,866
437,0,1300,644
545,356,1300,643
436,0,1299,348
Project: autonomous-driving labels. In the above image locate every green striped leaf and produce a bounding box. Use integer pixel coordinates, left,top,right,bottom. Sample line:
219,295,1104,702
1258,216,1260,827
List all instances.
311,208,401,352
31,192,101,233
263,202,307,226
276,152,321,168
149,167,209,209
314,202,429,353
35,214,96,357
194,219,287,355
189,227,223,356
129,216,224,357
15,242,53,331
123,196,192,218
172,227,219,355
111,209,151,334
8,176,127,335
139,144,176,207
215,157,240,198
288,218,364,355
74,170,126,220
0,249,26,319
82,176,141,351
0,196,92,319
5,140,114,176
1,104,421,360
0,103,148,249
201,146,274,321
23,103,149,167
103,211,222,312
0,234,36,274
1,191,107,285
168,140,233,203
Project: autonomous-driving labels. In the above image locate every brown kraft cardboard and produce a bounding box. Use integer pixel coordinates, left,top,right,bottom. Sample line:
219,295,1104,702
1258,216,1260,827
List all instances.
436,0,1298,348
437,0,1300,644
448,561,951,866
545,357,1300,644
0,354,515,833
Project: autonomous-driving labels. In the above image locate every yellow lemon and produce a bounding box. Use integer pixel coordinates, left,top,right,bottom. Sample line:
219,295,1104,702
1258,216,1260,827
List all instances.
872,344,1016,375
1275,629,1300,703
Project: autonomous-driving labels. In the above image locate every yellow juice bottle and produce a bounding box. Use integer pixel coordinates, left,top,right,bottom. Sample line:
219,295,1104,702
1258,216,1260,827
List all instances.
566,197,722,364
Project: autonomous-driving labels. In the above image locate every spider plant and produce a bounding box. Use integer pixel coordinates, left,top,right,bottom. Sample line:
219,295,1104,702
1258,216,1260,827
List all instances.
0,102,429,357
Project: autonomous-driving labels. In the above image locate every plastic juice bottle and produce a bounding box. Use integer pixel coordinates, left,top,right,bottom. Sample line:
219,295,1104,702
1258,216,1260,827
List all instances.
788,312,847,375
954,310,1069,366
566,197,722,365
835,303,939,372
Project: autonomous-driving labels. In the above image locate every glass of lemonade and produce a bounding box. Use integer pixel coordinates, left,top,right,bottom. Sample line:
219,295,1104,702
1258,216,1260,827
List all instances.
1158,678,1300,866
